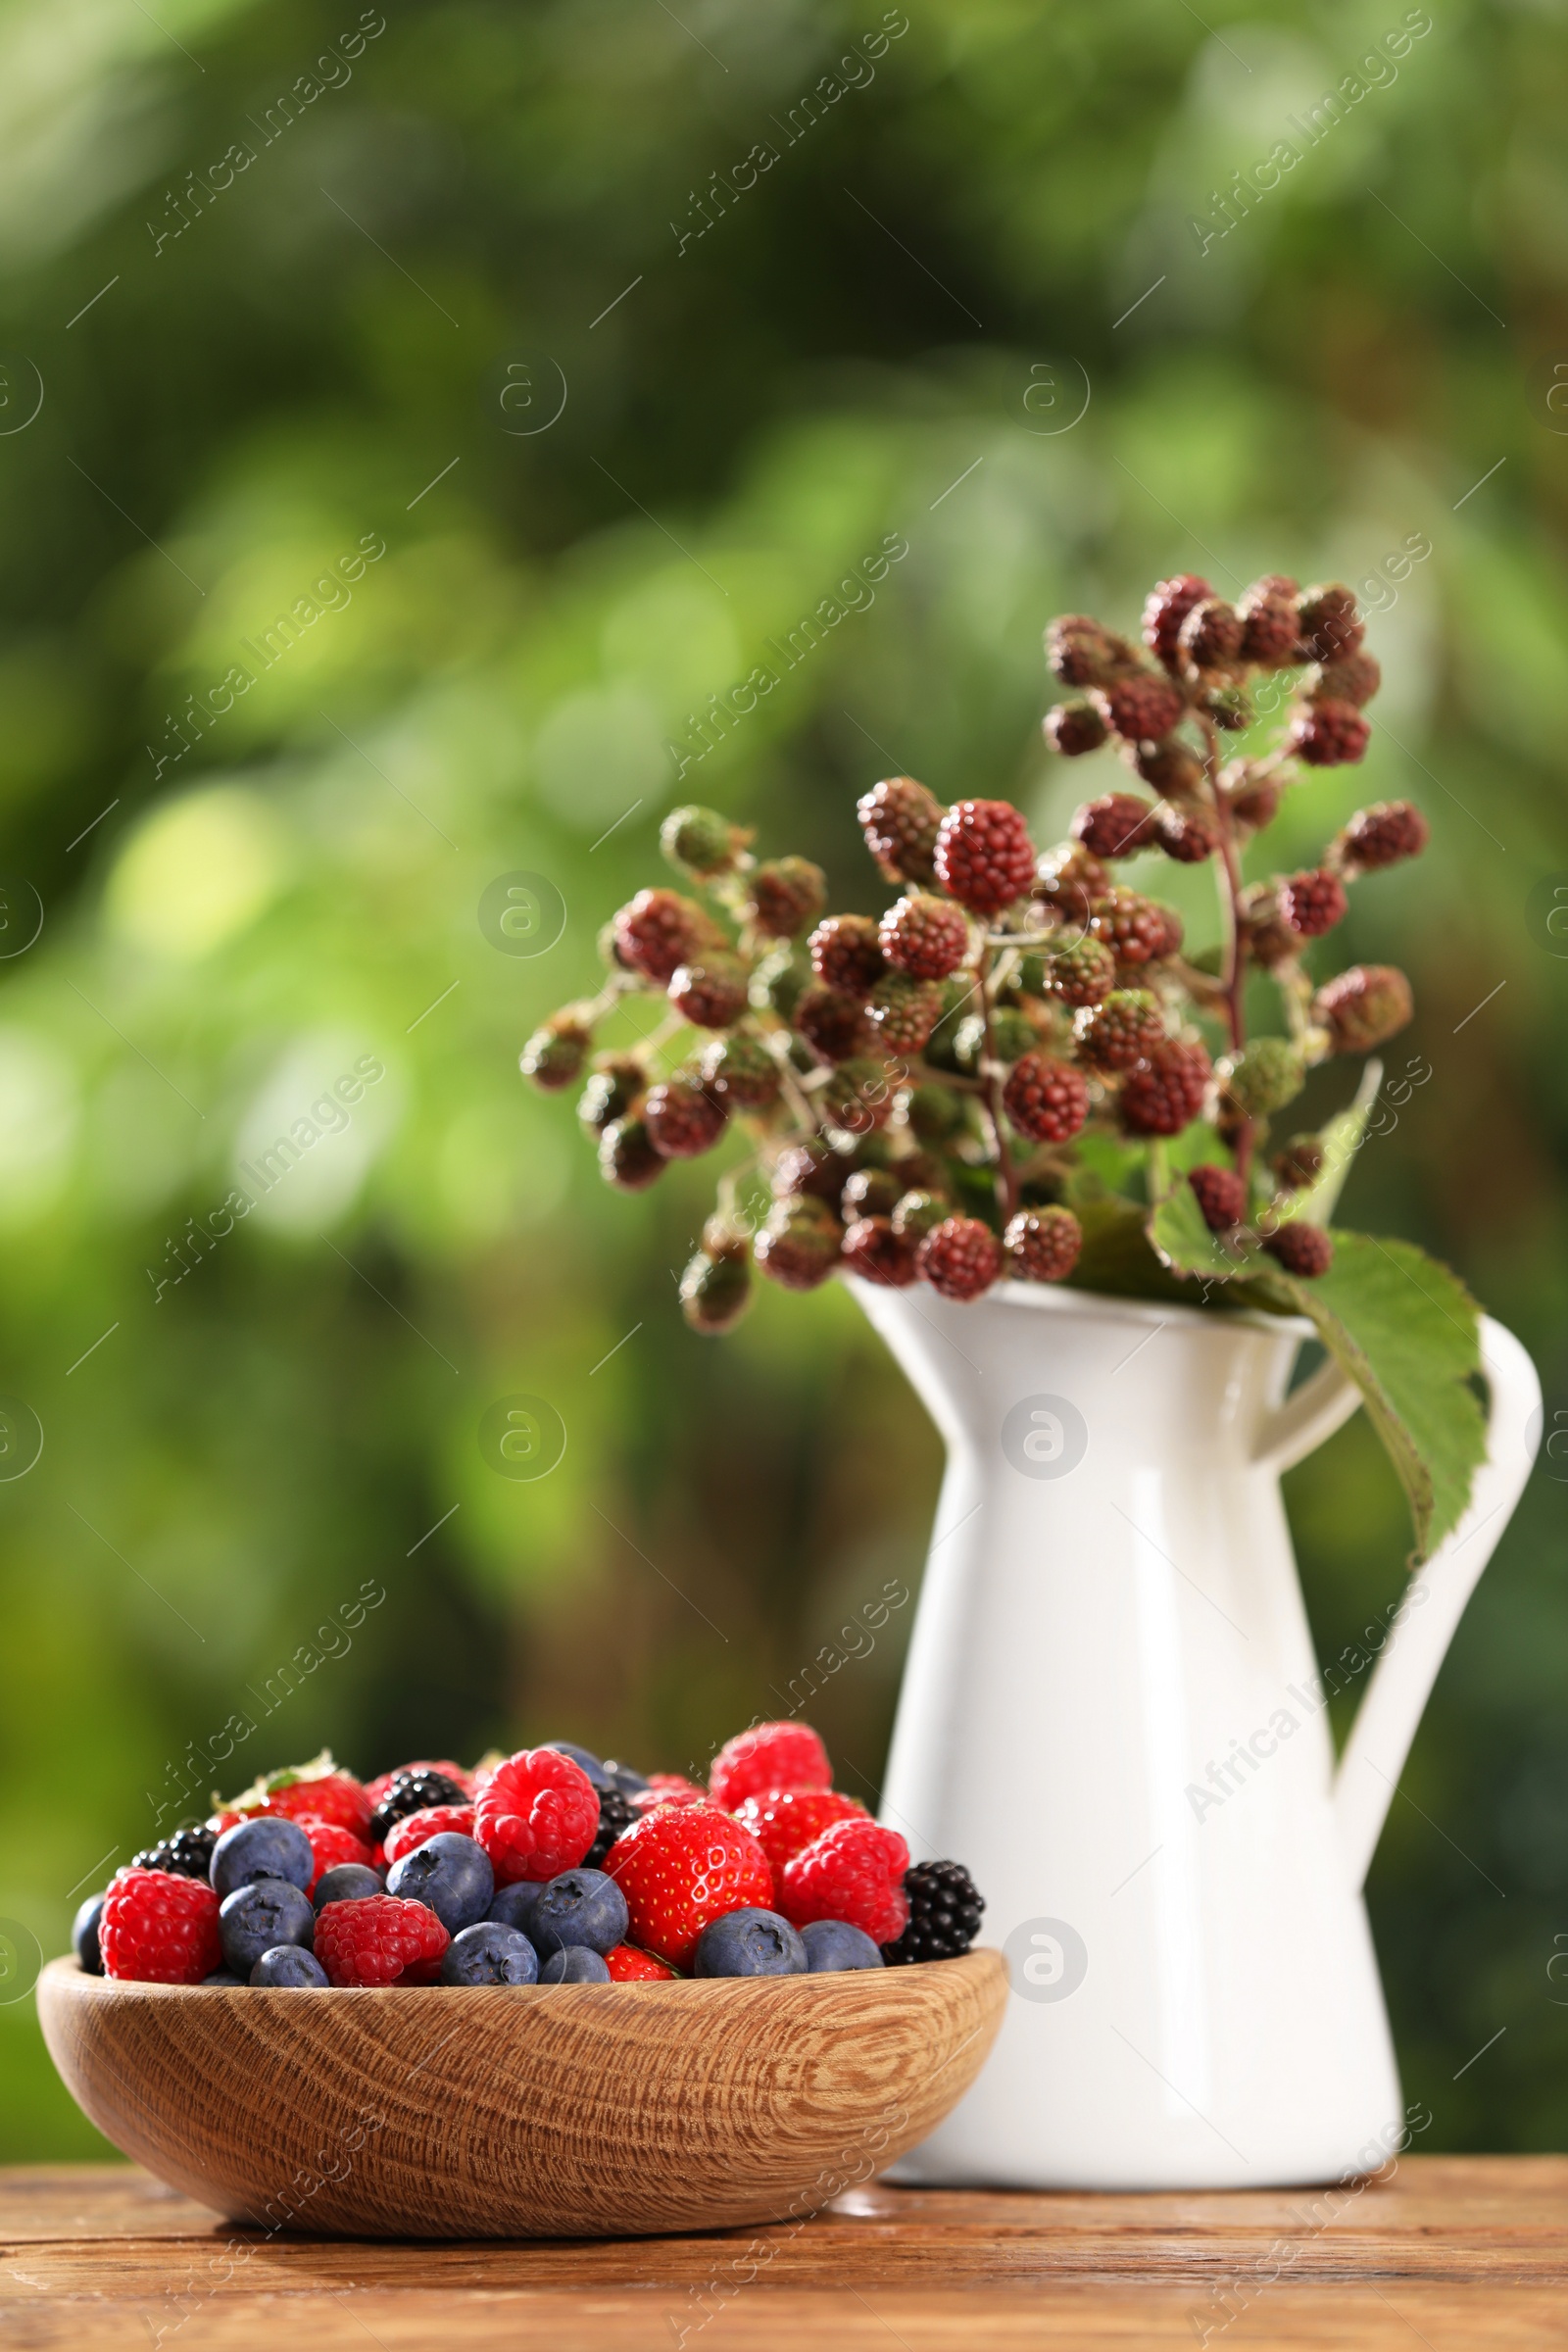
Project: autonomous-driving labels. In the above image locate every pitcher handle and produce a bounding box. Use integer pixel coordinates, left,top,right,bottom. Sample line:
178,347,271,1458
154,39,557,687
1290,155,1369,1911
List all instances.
1252,1354,1362,1474
1333,1316,1541,1890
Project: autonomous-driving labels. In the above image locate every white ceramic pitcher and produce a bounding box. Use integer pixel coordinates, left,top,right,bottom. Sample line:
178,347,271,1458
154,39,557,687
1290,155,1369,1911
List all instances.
850,1276,1541,2189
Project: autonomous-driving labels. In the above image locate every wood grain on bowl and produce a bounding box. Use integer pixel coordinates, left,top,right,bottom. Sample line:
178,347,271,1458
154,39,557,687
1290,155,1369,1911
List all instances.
37,1950,1005,2239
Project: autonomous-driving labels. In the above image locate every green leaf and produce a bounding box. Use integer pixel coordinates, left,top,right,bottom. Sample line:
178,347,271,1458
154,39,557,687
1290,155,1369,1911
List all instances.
1067,1194,1201,1300
1273,1059,1382,1230
1274,1232,1486,1561
1146,1166,1253,1288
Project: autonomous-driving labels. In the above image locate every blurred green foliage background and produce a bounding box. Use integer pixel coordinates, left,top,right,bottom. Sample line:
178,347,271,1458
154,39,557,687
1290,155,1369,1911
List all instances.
1,0,1565,2157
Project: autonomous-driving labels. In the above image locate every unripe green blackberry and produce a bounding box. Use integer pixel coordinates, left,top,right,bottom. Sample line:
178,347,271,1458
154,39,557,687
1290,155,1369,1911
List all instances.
747,856,826,938
892,1188,951,1241
820,1056,897,1135
915,979,976,1073
955,1006,1036,1071
577,1056,645,1130
679,1228,753,1333
866,970,946,1053
661,804,746,876
1201,683,1253,732
1219,1037,1304,1118
520,1015,591,1092
699,1030,780,1109
755,1199,842,1291
749,941,810,1020
905,1083,967,1145
1313,964,1413,1053
841,1166,903,1219
1047,935,1116,1008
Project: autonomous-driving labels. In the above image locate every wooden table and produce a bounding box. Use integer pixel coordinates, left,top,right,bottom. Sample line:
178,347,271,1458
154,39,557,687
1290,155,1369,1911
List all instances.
2,2157,1564,2348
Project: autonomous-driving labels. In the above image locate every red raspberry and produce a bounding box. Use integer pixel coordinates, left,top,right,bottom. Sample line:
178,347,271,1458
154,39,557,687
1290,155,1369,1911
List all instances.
1044,700,1107,757
232,1766,373,1837
1309,650,1381,708
1073,989,1163,1073
1034,844,1109,928
1046,613,1133,687
1143,574,1212,670
520,1017,590,1092
935,800,1038,915
1313,964,1413,1053
381,1805,474,1865
841,1214,919,1287
643,1078,727,1159
1263,1222,1334,1278
1154,801,1221,863
1296,582,1364,663
780,1818,910,1945
1003,1053,1090,1142
1237,577,1300,667
710,1721,832,1811
857,776,945,885
866,972,945,1053
795,983,871,1063
599,1115,664,1191
1093,673,1186,746
1189,1165,1249,1232
1070,793,1156,860
612,888,704,985
733,1789,868,1894
879,892,969,980
1089,888,1182,967
1119,1040,1212,1136
296,1816,377,1888
1047,936,1116,1007
606,1943,680,1982
756,1201,843,1291
917,1215,1004,1300
747,857,826,938
315,1895,451,1986
364,1760,471,1808
668,955,749,1029
100,1869,220,1984
1278,868,1348,939
606,1801,774,1968
1289,700,1370,767
474,1747,600,1886
809,914,887,998
629,1773,709,1815
1177,597,1243,673
1004,1205,1082,1283
1334,801,1429,873
1132,740,1204,797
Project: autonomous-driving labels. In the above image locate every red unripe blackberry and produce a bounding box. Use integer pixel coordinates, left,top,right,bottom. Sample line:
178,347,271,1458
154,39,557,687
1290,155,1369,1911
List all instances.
519,1016,590,1091
679,1232,752,1333
598,1115,664,1190
1093,673,1186,746
1178,596,1244,673
1223,760,1282,835
1047,935,1116,1007
1045,613,1133,688
1045,699,1108,758
917,1215,1004,1301
1273,1134,1326,1190
1143,574,1212,671
1334,800,1429,873
841,1214,919,1287
936,800,1038,915
773,1138,849,1206
1278,868,1348,939
668,955,749,1028
1289,699,1370,767
1296,583,1364,663
756,1200,843,1291
808,913,884,999
842,1166,903,1219
866,970,945,1053
1309,650,1381,709
1003,1053,1090,1143
1089,888,1183,968
613,888,703,984
857,776,944,885
1071,793,1156,860
795,983,870,1063
643,1079,727,1159
1132,740,1204,798
1154,800,1221,863
820,1056,896,1135
746,856,827,938
698,1030,780,1109
1034,843,1109,927
1202,683,1253,733
1263,1221,1334,1278
1119,1040,1212,1136
1237,577,1300,668
1073,988,1164,1072
879,892,970,980
1313,964,1413,1053
1189,1164,1249,1232
1004,1205,1082,1284
577,1056,645,1131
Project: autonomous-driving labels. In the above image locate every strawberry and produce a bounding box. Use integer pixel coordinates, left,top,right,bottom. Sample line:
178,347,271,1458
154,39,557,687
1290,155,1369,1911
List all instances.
294,1816,375,1893
606,1943,681,1982
381,1805,475,1865
606,1802,774,1969
222,1752,372,1838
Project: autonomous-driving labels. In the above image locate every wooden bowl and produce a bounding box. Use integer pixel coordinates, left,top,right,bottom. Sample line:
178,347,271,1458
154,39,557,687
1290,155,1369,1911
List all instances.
38,1950,1004,2238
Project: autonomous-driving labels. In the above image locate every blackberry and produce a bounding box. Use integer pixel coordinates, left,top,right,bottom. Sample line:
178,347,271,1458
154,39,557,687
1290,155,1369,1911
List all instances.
756,1200,843,1291
680,1235,752,1334
918,1216,1004,1301
131,1826,218,1882
1237,576,1300,668
1047,935,1116,1008
1046,613,1134,688
1119,1040,1212,1137
841,1166,903,1220
577,1057,644,1132
612,888,704,984
1004,1205,1082,1283
1034,843,1109,927
644,1079,727,1159
841,1214,919,1287
936,799,1038,916
1296,582,1364,663
881,1859,984,1965
879,893,970,981
1289,699,1370,768
746,857,826,939
520,1016,590,1092
1263,1222,1334,1279
584,1786,636,1869
809,914,887,998
1044,699,1107,758
1189,1164,1248,1233
699,1031,780,1110
1131,740,1203,798
1093,673,1186,747
368,1767,469,1845
1003,1054,1090,1143
795,983,870,1063
599,1115,664,1191
668,955,749,1029
1089,889,1182,968
1332,800,1429,874
1278,868,1348,940
1073,989,1163,1073
1308,651,1381,709
857,776,945,886
1154,800,1221,863
1177,596,1244,674
1071,792,1156,860
1142,574,1212,672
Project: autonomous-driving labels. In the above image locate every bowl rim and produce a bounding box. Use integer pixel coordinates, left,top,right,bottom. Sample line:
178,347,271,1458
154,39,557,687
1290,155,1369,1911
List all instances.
44,1947,1004,1998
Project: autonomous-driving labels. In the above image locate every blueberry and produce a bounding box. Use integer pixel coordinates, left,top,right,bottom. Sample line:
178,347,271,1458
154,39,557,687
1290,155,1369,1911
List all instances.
539,1945,612,1984
694,1908,807,1979
602,1758,650,1798
250,1946,330,1987
211,1816,315,1897
488,1880,545,1936
313,1862,384,1911
385,1833,495,1933
542,1740,614,1793
530,1868,629,1959
801,1919,886,1973
202,1971,245,1986
439,1924,540,1985
219,1879,315,1975
73,1894,106,1976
